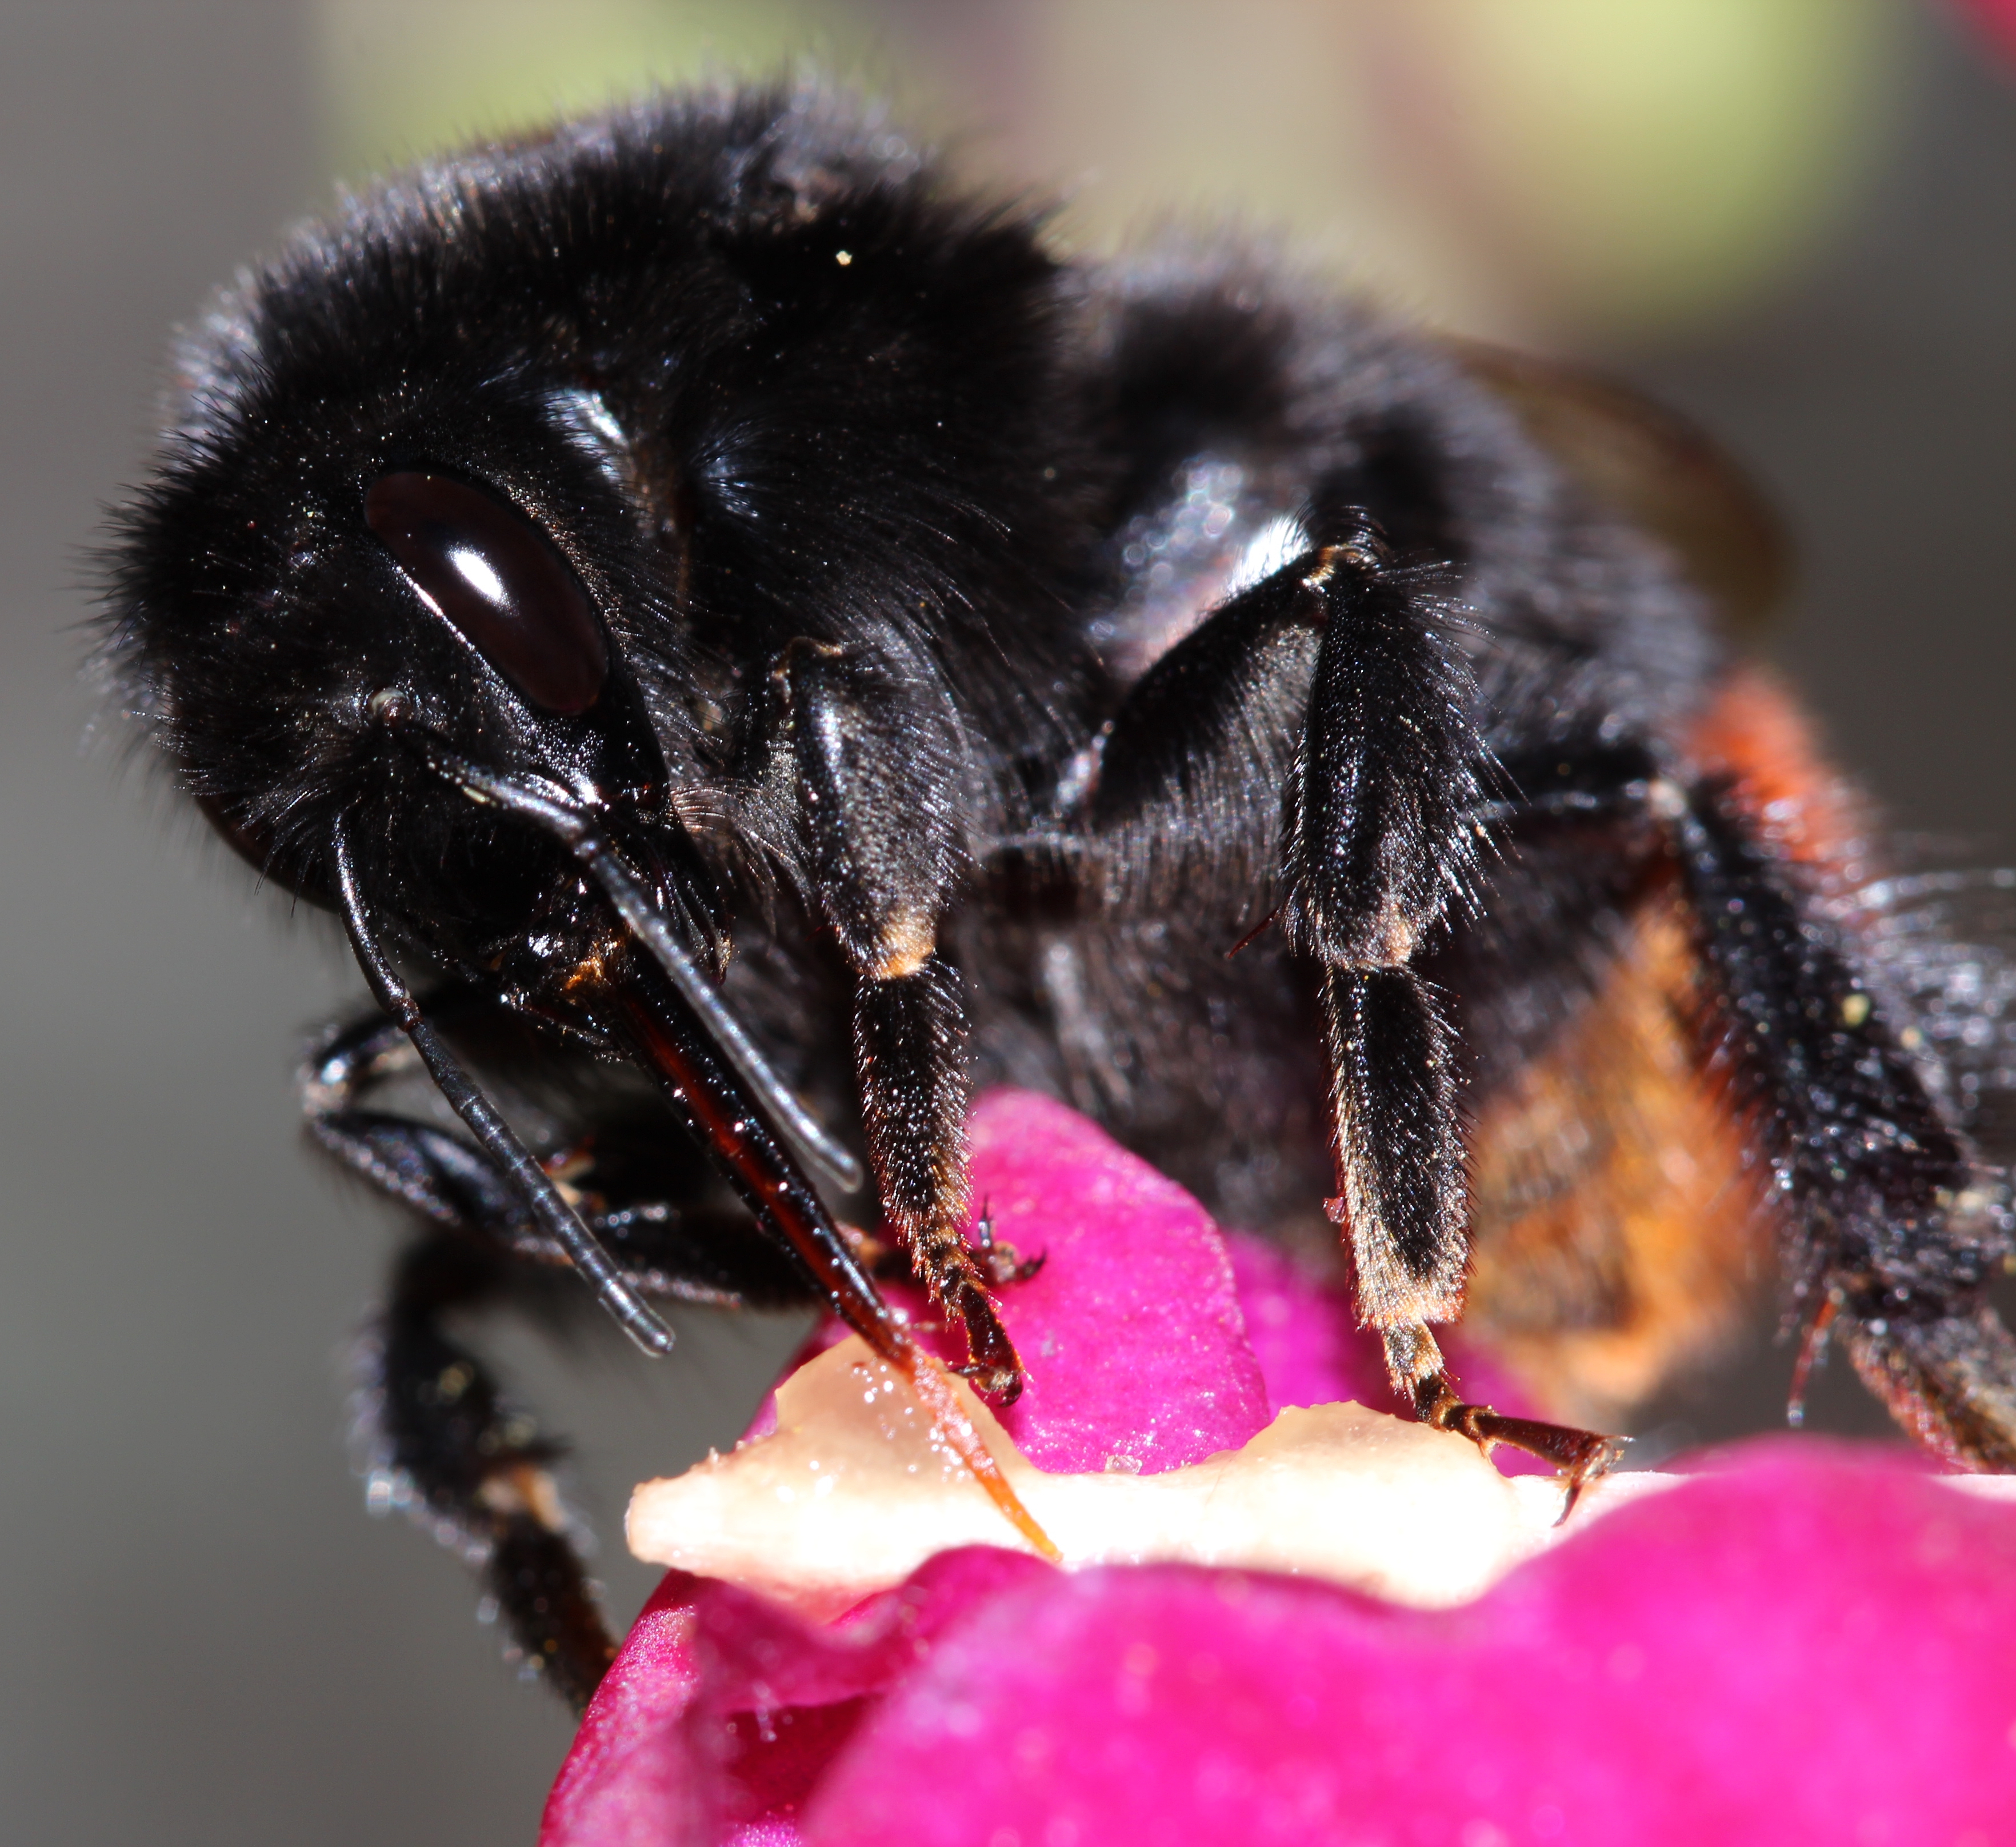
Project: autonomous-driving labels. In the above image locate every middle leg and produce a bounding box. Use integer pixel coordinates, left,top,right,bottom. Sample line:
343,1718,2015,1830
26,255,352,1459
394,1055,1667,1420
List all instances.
305,993,826,1704
1078,513,1626,1485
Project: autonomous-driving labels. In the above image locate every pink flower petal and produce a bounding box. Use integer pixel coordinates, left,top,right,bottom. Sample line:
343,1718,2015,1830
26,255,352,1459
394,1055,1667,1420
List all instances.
546,1553,1058,1846
548,1090,1277,1844
1223,1232,1538,1423
749,1090,1272,1473
960,1090,1271,1473
542,1575,705,1847
799,1445,2016,1846
553,1446,2016,1846
1221,1233,1386,1413
551,1093,2015,1845
1223,1232,1552,1473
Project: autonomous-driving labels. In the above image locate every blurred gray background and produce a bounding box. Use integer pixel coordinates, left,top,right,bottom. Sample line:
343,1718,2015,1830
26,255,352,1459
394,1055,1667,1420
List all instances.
2,2,2014,1841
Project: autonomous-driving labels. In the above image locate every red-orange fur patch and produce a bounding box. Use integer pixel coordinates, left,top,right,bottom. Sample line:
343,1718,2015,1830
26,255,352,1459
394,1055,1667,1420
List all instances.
1465,891,1761,1423
1683,665,1870,881
1464,670,1868,1422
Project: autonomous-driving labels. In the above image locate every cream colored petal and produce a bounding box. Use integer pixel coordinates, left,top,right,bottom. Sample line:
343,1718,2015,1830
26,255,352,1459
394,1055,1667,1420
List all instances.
627,1334,1681,1624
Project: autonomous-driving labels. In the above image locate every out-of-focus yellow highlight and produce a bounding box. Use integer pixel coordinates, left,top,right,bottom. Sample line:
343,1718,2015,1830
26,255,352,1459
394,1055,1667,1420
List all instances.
1015,0,1902,341
1367,0,1902,337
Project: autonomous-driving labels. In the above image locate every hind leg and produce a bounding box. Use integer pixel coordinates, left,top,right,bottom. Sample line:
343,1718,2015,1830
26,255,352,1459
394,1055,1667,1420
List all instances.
1671,763,2016,1468
1456,694,2016,1469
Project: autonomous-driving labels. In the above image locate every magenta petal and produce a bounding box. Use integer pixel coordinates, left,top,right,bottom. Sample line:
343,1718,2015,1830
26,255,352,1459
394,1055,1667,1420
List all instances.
1224,1229,1549,1476
962,1090,1271,1472
1223,1232,1386,1412
549,1090,1274,1842
747,1090,1273,1472
792,1444,2016,1847
545,1552,1063,1845
542,1571,717,1847
547,1094,2016,1843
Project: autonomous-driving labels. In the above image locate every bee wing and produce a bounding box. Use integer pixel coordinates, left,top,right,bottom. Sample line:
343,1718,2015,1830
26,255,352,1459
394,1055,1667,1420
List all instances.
1455,341,1792,639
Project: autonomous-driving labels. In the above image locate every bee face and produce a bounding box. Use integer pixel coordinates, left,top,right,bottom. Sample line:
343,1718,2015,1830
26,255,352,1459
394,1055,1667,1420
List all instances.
121,362,697,980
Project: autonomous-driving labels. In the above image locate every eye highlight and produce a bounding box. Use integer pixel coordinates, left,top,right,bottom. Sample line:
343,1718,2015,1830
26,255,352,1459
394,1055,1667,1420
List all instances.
364,471,609,716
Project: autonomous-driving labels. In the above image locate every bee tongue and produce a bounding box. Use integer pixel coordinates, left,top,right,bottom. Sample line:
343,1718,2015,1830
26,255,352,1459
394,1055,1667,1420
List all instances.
595,942,1055,1556
578,825,862,1197
402,734,863,1194
378,742,1057,1553
599,953,898,1338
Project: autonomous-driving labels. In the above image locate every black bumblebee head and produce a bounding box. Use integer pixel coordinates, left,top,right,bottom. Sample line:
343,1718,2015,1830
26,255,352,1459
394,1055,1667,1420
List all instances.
103,87,1077,998
102,258,873,1309
95,87,1091,1259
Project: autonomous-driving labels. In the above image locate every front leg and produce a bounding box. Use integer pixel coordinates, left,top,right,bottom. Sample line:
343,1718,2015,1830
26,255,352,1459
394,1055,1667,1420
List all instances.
303,1002,814,1309
1087,516,1623,1489
303,1000,823,1706
775,641,1022,1397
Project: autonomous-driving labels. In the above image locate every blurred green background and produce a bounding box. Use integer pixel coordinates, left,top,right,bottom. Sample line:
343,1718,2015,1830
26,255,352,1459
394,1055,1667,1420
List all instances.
3,1,2014,1842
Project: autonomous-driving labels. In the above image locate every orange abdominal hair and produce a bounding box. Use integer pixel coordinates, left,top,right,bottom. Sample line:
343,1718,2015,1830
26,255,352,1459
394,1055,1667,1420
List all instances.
1465,669,1868,1426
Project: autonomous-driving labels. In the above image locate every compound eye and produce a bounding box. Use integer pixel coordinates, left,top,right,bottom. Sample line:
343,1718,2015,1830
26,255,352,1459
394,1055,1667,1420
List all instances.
365,471,609,716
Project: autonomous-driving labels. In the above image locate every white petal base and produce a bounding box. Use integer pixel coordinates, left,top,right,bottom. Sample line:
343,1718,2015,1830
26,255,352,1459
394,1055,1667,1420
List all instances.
627,1336,1682,1624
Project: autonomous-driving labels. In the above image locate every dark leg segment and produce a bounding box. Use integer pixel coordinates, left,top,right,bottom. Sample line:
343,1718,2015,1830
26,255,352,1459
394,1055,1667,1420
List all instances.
1323,967,1466,1325
1674,783,2016,1466
1327,969,1629,1488
303,992,815,1309
775,638,1023,1394
1081,513,1623,1488
1089,520,1486,1328
311,1109,811,1308
363,1230,615,1712
854,957,1021,1396
1282,531,1489,969
1284,530,1489,1366
306,997,827,1704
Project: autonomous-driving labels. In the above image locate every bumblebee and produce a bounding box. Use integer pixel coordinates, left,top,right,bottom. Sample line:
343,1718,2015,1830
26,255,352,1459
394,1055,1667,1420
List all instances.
101,86,2016,1708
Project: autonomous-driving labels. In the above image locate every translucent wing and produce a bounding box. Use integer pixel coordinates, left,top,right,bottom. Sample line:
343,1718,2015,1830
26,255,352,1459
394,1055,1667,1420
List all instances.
1457,341,1792,638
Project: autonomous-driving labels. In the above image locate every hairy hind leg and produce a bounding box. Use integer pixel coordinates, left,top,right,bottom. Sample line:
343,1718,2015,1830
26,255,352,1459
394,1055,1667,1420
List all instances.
1673,774,2016,1468
1077,514,1629,1492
